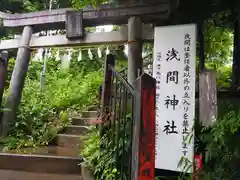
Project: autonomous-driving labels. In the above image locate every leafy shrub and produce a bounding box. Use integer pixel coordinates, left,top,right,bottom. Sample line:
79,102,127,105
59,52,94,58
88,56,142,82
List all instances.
196,108,240,180
81,127,124,180
81,114,132,180
1,56,103,150
174,103,240,180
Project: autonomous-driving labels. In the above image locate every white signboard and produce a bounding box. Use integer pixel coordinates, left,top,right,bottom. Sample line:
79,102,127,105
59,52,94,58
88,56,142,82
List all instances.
153,24,196,172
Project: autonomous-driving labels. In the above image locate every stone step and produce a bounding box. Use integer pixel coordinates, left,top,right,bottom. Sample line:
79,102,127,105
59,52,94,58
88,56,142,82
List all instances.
6,146,80,157
56,134,82,148
87,106,99,111
81,111,98,118
71,117,95,126
0,170,82,180
64,125,88,135
0,153,82,174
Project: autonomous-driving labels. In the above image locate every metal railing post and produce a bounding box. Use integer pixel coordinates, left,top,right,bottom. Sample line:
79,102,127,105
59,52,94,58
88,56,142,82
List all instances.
100,54,115,136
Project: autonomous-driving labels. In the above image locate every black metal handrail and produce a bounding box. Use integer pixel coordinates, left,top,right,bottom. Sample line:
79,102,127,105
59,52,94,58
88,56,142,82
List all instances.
108,64,135,179
109,65,135,95
100,54,156,180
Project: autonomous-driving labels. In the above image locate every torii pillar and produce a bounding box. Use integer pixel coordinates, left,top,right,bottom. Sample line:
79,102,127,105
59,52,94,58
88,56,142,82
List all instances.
127,16,143,86
1,26,33,136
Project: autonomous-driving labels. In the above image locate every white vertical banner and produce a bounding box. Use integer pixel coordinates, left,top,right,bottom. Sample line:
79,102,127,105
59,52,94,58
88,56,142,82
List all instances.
153,24,196,172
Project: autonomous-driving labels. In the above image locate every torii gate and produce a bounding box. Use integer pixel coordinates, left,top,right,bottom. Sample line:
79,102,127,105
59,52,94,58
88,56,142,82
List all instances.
0,1,171,136
0,2,172,179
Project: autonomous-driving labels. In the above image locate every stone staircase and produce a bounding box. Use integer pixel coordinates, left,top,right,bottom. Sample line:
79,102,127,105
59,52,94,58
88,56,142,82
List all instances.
0,106,98,180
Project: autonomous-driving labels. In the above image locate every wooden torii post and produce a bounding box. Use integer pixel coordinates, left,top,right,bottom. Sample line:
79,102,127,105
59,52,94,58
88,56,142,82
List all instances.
128,16,142,86
1,26,33,136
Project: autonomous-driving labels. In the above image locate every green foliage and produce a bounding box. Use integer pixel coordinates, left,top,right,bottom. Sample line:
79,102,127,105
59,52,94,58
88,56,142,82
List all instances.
81,115,132,180
196,108,240,180
80,127,101,169
215,65,232,89
5,0,72,12
204,18,233,67
80,127,121,180
2,54,103,150
172,101,240,180
71,0,110,9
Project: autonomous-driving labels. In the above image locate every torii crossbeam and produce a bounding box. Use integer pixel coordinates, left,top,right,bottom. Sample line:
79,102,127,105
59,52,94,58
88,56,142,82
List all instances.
0,1,170,31
0,1,171,50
